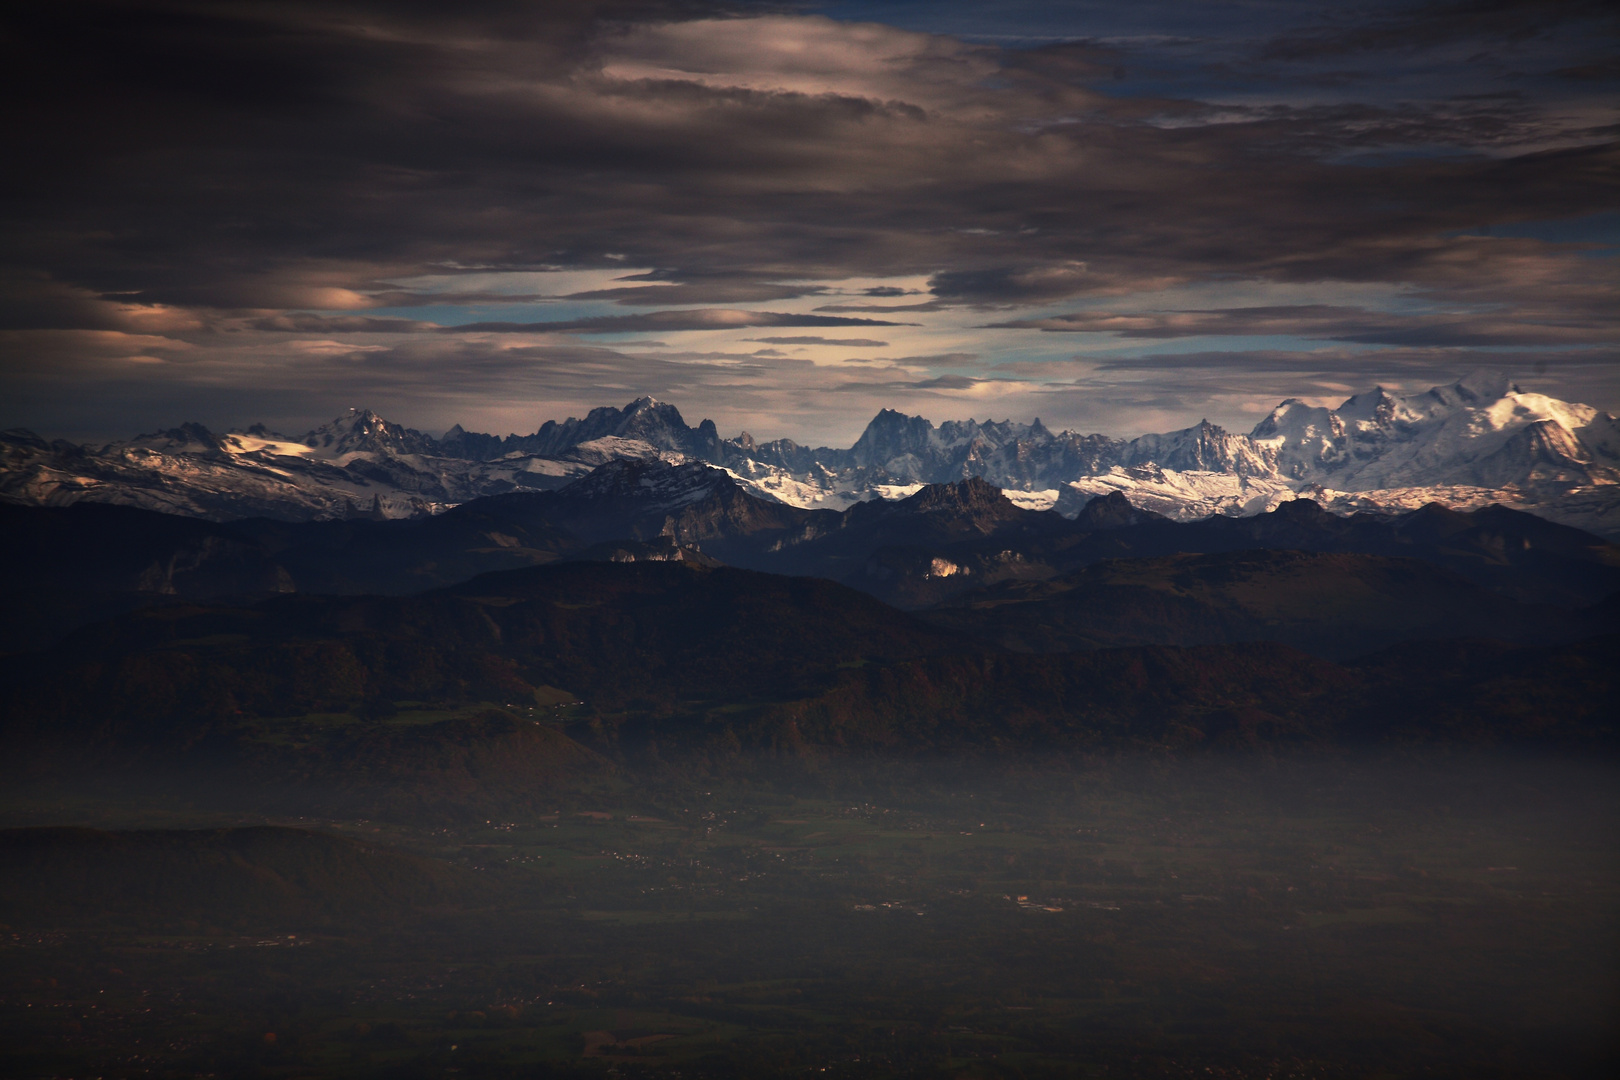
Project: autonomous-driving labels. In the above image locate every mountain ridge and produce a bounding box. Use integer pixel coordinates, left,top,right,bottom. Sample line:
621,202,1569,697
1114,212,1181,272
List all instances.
5,464,1616,656
4,558,1614,775
3,374,1616,538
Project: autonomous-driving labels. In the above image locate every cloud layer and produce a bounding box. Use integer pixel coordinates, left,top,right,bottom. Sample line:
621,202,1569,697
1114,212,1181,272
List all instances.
0,0,1614,441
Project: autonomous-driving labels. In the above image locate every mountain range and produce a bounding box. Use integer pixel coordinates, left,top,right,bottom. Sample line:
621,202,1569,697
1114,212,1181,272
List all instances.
4,371,1618,784
4,372,1617,538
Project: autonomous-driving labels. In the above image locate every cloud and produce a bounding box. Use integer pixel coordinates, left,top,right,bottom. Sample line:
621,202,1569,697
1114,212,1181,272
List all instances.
747,336,890,347
992,344,1620,432
597,14,999,109
831,374,980,392
562,281,825,305
12,0,1608,319
813,301,948,313
988,301,1620,347
248,314,437,333
445,309,911,333
930,264,1115,305
1258,0,1616,62
0,1,1615,438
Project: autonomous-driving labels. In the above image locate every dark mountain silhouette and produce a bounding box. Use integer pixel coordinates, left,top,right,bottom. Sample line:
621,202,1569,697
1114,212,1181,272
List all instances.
0,501,291,598
3,463,1616,659
0,501,293,652
0,562,971,750
848,491,1620,609
3,555,1615,796
745,633,1619,753
921,549,1595,660
441,395,724,461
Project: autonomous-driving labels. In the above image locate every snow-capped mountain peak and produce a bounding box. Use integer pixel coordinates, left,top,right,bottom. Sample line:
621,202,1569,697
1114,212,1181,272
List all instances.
1440,368,1513,407
302,408,441,459
1333,386,1410,426
1248,373,1619,496
1124,419,1275,477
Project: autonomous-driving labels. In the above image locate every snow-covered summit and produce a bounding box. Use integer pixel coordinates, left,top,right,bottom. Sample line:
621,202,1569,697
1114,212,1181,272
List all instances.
302,408,441,460
1120,419,1275,478
1252,372,1620,491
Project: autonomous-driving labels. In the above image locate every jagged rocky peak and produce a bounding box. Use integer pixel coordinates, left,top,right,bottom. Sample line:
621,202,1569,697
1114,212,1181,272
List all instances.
899,476,1013,515
1072,490,1165,530
851,408,935,467
1123,418,1275,477
557,457,735,504
507,396,721,461
615,396,688,440
1447,369,1514,406
303,408,440,457
0,428,50,451
619,398,720,458
1268,497,1335,523
436,422,506,460
5,374,1618,536
128,422,228,454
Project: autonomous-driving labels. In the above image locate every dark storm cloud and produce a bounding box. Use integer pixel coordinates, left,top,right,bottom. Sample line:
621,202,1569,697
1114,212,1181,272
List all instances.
0,275,148,332
445,310,909,333
930,266,1105,306
562,282,826,305
1258,0,1617,61
4,0,1609,311
0,0,1615,434
248,314,438,333
990,303,1619,347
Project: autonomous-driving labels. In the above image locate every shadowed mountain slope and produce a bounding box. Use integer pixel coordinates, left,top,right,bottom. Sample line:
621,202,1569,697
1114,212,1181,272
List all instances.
0,501,291,599
1,561,974,748
3,554,1615,781
855,492,1620,610
4,467,1617,661
748,633,1620,753
920,549,1597,660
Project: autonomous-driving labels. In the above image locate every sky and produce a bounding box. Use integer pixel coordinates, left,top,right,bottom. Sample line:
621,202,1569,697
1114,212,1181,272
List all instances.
1,0,1616,446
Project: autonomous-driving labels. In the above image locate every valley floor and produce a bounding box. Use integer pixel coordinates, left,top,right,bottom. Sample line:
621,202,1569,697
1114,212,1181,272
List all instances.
2,753,1616,1079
